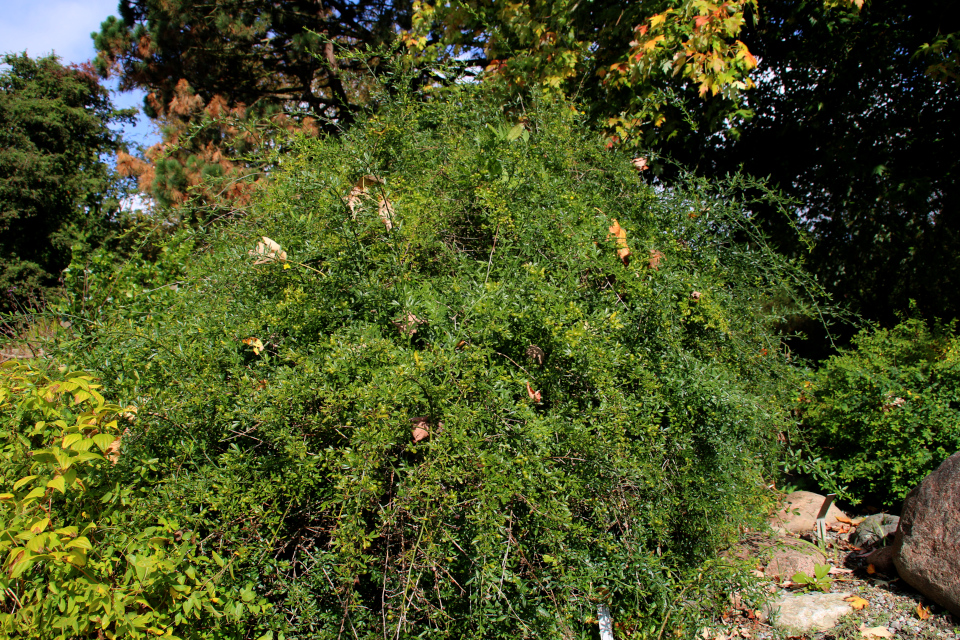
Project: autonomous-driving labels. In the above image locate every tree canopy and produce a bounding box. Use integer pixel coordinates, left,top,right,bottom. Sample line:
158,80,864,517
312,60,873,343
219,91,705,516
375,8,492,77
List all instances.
0,53,132,311
94,0,412,208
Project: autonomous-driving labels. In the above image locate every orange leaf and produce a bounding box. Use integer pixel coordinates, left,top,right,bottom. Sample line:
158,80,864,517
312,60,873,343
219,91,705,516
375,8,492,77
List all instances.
526,382,542,403
916,604,930,620
242,337,264,355
608,219,631,265
845,595,869,610
694,16,710,29
835,514,853,524
866,564,877,574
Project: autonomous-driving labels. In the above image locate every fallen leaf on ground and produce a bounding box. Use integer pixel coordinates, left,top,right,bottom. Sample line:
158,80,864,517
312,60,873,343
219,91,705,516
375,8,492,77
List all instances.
836,514,853,524
845,595,869,610
829,566,853,574
866,564,877,574
916,604,930,620
859,624,893,638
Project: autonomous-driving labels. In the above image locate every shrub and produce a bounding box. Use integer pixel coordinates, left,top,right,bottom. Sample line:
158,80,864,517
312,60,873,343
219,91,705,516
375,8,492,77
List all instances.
55,88,815,638
797,317,960,508
0,361,267,639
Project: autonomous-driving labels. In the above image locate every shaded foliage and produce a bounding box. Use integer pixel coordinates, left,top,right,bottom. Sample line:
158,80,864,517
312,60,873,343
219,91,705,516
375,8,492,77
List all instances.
0,53,133,311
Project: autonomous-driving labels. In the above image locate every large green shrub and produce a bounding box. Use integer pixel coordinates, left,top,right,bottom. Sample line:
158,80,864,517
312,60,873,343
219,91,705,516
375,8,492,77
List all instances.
54,89,813,638
797,317,960,508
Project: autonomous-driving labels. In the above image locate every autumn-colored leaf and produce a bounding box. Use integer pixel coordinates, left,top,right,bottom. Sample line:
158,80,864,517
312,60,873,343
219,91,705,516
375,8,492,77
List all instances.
249,236,287,265
694,16,710,29
845,595,869,610
916,604,930,620
859,625,893,639
835,514,853,524
242,337,264,355
346,175,395,230
648,249,665,270
608,219,631,265
632,157,649,172
866,564,877,574
392,313,424,337
526,382,542,403
525,345,545,365
411,417,430,442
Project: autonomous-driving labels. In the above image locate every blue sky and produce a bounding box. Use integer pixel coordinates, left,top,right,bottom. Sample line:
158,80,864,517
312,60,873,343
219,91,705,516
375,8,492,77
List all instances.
0,0,159,147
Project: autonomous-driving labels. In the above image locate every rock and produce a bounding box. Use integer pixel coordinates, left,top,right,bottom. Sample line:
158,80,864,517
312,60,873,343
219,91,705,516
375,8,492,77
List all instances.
769,491,850,533
865,545,897,575
853,513,900,547
892,451,960,617
766,592,853,633
764,540,828,580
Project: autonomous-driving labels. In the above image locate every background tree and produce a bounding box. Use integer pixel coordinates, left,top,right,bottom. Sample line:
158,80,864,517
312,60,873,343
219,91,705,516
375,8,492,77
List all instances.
94,0,413,210
0,53,133,312
408,0,958,347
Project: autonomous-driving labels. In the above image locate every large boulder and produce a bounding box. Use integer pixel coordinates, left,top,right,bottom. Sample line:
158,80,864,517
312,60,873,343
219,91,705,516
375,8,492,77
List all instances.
764,539,828,580
892,451,960,617
769,490,849,533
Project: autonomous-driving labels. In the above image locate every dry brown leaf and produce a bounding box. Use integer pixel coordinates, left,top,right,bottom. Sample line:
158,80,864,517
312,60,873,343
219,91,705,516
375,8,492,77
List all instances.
249,236,287,265
866,564,877,575
411,416,430,442
632,157,650,172
835,514,853,524
859,625,893,639
526,382,542,403
347,175,395,230
845,595,869,610
607,219,631,265
648,249,665,270
525,344,545,365
392,313,423,337
690,291,702,301
916,604,930,620
829,567,853,575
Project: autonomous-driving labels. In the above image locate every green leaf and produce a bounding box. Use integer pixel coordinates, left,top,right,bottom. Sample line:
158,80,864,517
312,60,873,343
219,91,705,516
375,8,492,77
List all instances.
62,432,84,449
507,123,525,142
23,486,46,502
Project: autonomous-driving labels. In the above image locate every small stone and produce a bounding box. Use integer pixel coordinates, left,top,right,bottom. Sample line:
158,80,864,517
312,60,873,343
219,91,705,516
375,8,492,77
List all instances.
766,592,854,634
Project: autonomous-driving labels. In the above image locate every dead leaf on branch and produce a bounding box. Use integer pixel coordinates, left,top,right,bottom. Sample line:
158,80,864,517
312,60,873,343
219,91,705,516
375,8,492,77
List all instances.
648,249,665,270
249,236,287,264
525,344,545,365
242,337,264,355
392,313,424,337
346,175,395,230
607,219,631,265
526,382,542,403
632,157,650,171
410,416,430,442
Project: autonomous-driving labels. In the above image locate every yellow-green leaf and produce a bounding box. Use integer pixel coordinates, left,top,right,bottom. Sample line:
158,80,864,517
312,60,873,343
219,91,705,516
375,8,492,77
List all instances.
23,486,46,501
13,475,37,491
92,433,116,453
65,536,92,551
62,433,84,449
29,518,50,533
47,475,66,494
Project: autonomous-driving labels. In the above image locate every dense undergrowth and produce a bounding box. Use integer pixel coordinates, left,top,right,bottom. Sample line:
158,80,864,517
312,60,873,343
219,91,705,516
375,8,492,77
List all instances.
4,89,827,638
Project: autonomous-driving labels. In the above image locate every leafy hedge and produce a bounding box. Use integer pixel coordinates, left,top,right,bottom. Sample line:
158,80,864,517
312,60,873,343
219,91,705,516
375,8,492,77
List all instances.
29,89,816,638
797,317,960,508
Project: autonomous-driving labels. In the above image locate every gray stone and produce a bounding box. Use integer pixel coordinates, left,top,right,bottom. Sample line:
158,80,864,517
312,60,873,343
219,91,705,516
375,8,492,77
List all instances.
769,490,850,533
853,513,900,547
893,451,960,618
766,592,853,633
